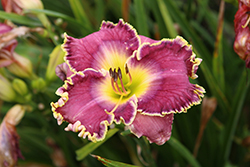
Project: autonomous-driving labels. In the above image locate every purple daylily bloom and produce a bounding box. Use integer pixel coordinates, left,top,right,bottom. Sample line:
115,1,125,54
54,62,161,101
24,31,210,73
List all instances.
234,0,250,68
51,19,205,145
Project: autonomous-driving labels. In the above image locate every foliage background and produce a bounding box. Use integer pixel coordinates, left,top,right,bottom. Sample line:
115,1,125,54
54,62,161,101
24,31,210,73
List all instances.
0,0,250,166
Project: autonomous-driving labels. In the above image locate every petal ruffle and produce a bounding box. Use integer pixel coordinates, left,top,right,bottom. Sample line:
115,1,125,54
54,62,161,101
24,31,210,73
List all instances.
129,112,174,145
51,70,114,142
127,36,205,116
63,19,140,72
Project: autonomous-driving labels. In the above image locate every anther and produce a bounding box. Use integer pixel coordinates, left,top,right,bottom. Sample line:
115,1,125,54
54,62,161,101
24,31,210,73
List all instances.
118,67,122,79
125,64,132,87
109,68,113,78
125,63,129,74
113,68,118,82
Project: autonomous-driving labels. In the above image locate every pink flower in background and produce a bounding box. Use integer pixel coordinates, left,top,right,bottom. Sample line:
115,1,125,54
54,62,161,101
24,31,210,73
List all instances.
0,105,25,167
51,19,205,145
234,0,250,68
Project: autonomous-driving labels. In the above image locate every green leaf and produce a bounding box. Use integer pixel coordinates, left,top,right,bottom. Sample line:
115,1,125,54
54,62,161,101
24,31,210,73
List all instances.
0,11,41,26
156,0,177,38
68,0,92,32
91,154,140,167
134,0,150,37
168,137,201,167
212,1,225,93
219,71,250,166
76,128,119,160
25,9,84,27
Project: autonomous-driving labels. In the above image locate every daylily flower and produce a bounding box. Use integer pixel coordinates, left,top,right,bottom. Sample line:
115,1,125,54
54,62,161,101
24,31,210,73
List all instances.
234,0,250,68
0,104,25,167
0,23,34,78
51,19,205,145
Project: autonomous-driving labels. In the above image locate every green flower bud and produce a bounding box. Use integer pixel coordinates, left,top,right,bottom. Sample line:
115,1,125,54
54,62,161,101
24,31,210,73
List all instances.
31,77,46,92
12,78,28,96
0,75,16,102
45,45,65,83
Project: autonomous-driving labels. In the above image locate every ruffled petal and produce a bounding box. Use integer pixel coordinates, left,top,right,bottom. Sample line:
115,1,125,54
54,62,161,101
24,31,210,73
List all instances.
129,112,174,145
127,36,205,116
51,70,114,142
63,19,140,72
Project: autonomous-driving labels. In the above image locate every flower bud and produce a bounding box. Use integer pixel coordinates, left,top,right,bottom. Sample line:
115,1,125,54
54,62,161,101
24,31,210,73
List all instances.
45,45,65,83
7,52,34,78
16,0,44,10
0,104,25,167
12,78,28,96
32,77,46,92
1,0,44,14
0,74,16,102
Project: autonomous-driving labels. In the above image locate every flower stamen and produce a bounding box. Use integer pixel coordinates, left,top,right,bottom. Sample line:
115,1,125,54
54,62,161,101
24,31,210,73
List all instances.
118,67,128,94
125,63,132,87
109,67,130,96
242,12,250,28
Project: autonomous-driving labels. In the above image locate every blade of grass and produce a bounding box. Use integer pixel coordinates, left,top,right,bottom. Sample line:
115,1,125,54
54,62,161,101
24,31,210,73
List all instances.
156,0,177,38
25,9,88,29
219,71,250,166
134,0,150,37
91,154,140,167
197,50,231,113
68,0,92,33
212,0,225,92
168,137,201,167
76,128,119,160
0,11,41,26
146,0,169,38
95,0,105,25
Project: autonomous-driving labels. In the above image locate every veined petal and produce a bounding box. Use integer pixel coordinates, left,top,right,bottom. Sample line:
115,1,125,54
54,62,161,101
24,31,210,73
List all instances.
127,36,205,116
129,112,174,145
63,19,140,73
